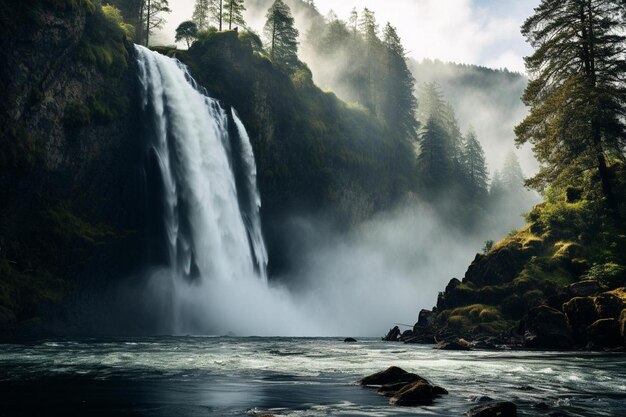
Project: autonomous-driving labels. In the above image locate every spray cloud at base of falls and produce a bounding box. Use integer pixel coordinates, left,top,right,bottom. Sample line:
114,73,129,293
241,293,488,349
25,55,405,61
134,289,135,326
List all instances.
135,45,272,334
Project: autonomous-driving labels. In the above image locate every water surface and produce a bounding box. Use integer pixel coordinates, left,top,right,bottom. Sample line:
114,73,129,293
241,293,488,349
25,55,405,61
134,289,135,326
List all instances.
1,337,625,416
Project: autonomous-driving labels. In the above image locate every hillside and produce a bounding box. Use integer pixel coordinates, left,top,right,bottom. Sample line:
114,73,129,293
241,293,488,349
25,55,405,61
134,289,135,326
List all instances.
408,167,626,350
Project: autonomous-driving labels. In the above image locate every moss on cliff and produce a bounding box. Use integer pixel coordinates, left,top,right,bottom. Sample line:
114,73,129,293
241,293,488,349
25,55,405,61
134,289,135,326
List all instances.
424,162,626,346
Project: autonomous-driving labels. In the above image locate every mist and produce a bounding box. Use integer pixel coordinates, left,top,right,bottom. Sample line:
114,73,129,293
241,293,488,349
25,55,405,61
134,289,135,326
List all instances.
120,201,483,337
139,0,541,338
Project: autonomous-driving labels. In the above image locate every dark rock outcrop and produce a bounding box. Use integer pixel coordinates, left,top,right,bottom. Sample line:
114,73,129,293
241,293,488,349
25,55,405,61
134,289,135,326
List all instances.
389,381,434,406
466,401,517,417
359,366,426,386
344,337,357,343
520,306,573,349
383,326,401,341
587,319,622,348
434,339,471,350
568,280,602,297
619,308,626,345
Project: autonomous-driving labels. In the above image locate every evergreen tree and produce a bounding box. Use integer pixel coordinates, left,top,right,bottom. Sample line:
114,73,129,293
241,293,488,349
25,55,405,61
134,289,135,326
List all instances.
515,0,626,205
224,0,245,30
192,0,210,30
264,0,299,71
418,117,453,193
209,0,223,30
381,23,418,141
141,0,171,46
501,151,525,190
175,20,198,47
461,128,489,199
348,7,358,36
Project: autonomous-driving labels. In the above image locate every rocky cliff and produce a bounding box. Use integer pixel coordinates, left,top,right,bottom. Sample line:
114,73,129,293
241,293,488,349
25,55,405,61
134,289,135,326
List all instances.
407,175,626,350
0,0,144,334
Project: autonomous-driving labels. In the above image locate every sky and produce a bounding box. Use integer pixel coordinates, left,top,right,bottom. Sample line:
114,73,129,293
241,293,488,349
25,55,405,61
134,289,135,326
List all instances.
158,0,540,73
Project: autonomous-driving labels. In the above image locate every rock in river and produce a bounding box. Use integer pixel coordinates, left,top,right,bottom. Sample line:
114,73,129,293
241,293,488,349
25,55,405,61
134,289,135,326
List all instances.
466,401,517,417
359,366,426,386
344,337,357,343
521,306,573,349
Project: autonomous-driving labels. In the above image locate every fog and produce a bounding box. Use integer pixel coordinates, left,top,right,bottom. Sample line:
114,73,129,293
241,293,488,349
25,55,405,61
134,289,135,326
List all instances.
129,0,541,337
128,202,482,337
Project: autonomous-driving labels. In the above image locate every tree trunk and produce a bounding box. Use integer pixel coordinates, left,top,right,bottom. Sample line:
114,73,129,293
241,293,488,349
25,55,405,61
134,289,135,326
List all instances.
219,0,222,31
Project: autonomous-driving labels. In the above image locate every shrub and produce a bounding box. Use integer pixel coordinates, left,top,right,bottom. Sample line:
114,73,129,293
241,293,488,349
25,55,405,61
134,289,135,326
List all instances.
63,102,91,127
583,263,626,289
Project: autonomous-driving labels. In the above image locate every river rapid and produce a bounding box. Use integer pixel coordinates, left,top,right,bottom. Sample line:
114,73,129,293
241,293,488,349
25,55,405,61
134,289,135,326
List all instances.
1,337,625,416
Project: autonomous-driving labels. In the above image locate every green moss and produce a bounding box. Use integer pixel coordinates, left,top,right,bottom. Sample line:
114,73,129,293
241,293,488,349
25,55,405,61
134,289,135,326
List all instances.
63,101,91,127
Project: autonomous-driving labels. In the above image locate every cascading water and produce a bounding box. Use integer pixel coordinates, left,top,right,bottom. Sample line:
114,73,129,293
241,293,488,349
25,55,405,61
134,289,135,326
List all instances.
134,45,268,333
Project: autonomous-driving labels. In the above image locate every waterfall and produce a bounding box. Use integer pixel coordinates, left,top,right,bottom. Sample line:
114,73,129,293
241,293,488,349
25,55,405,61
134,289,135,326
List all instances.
134,45,268,332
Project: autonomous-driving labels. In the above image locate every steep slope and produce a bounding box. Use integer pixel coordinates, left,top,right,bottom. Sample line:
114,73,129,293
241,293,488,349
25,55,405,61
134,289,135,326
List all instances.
0,0,143,333
410,166,626,349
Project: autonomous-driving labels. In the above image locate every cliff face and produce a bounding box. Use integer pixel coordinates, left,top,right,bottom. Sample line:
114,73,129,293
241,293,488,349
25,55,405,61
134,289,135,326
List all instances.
410,176,626,350
0,1,143,333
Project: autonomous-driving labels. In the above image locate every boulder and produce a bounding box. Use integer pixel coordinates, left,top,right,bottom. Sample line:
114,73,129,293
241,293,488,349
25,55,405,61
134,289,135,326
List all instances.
359,366,426,386
383,326,401,341
594,294,624,319
344,337,357,343
466,401,517,417
563,297,597,335
417,309,436,328
521,306,573,349
377,382,413,397
432,386,448,395
389,381,434,406
434,339,471,351
619,308,626,345
569,280,602,297
587,318,622,349
400,330,414,341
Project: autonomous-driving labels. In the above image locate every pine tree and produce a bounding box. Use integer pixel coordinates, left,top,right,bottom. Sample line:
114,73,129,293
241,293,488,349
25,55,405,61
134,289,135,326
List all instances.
501,151,525,190
461,128,489,199
264,0,299,71
418,117,453,193
209,0,223,30
224,0,245,30
348,7,358,36
192,0,210,30
381,23,418,141
515,0,626,205
141,0,171,46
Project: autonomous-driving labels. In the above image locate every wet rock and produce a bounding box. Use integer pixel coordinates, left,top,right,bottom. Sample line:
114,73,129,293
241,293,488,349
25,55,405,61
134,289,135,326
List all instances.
594,294,624,319
587,318,622,348
563,297,598,338
619,308,626,345
383,326,401,341
569,280,602,297
470,395,494,403
359,366,426,386
466,401,517,417
417,309,436,327
432,386,448,395
400,330,414,341
435,339,471,351
344,337,357,343
377,382,413,397
521,306,573,349
389,381,434,406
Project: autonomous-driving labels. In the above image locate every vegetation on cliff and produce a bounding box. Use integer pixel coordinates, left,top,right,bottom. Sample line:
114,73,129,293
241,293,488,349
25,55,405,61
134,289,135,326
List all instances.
411,0,626,350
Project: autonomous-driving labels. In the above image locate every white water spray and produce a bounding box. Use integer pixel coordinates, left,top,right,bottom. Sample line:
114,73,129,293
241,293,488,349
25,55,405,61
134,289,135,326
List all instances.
135,45,269,333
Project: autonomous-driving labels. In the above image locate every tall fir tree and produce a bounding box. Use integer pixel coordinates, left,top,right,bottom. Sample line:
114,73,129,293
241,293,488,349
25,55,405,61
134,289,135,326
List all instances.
224,0,245,30
209,0,223,30
192,0,210,30
264,0,299,71
461,128,489,200
417,117,453,193
381,23,418,141
515,0,626,206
